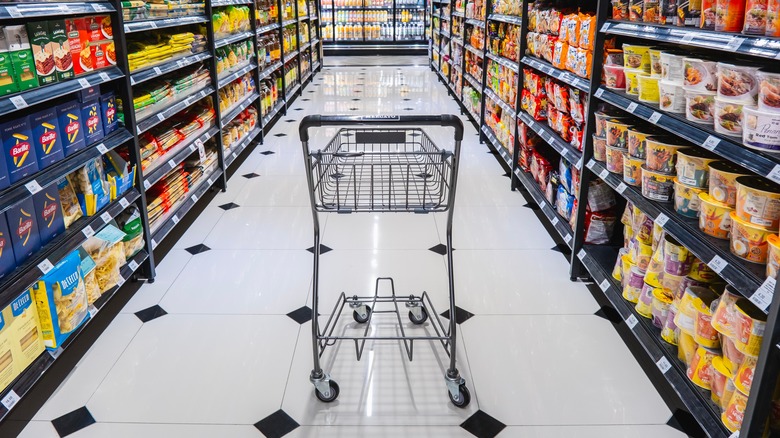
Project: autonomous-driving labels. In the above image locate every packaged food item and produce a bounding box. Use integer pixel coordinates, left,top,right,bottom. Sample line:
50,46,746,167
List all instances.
659,80,686,113
676,147,716,188
56,100,86,156
734,298,766,356
606,119,632,149
714,98,750,137
701,0,717,28
0,213,14,279
743,106,780,151
26,21,56,86
32,251,89,349
642,165,675,201
29,108,64,170
33,184,65,245
624,68,642,95
81,95,104,146
768,0,780,36
606,144,626,173
723,388,749,432
624,154,643,186
757,70,780,113
734,354,757,395
768,234,780,278
651,287,673,328
735,175,780,228
100,92,118,135
698,192,734,239
744,0,769,34
638,74,660,103
674,178,704,218
679,0,703,26
709,161,748,206
1,116,39,184
692,290,720,347
3,26,38,91
630,0,644,20
623,44,651,72
661,303,679,345
6,197,41,265
660,51,685,82
730,211,772,263
116,206,144,259
646,137,685,174
636,283,655,318
685,91,716,124
711,286,740,337
593,135,607,162
613,0,630,19
6,290,45,376
57,176,82,228
717,63,760,105
48,20,74,82
604,64,626,90
687,346,718,389
683,58,718,93
72,158,110,215
82,224,126,293
77,248,100,304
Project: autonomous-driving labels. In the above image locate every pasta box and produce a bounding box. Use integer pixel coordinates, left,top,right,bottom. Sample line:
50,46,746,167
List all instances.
56,100,86,156
6,197,41,265
30,108,64,170
8,49,38,92
0,32,18,96
0,212,14,279
100,92,118,135
81,98,104,145
48,20,74,82
33,184,65,245
0,304,17,392
64,18,91,76
1,116,40,184
26,21,56,86
7,290,44,375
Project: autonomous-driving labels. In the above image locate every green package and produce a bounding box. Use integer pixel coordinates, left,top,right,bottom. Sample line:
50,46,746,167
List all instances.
9,49,38,91
0,51,18,96
48,20,74,82
26,21,56,86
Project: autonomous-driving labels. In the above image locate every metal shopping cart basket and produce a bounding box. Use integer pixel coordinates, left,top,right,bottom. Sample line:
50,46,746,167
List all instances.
298,114,470,407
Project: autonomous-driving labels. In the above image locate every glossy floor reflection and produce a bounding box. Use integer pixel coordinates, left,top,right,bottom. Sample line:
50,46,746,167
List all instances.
20,63,685,437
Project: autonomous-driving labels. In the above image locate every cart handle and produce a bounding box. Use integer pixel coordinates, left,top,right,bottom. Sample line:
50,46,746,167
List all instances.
298,115,464,142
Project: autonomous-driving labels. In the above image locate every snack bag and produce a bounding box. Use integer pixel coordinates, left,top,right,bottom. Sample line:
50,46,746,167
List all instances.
76,248,100,304
32,251,89,349
578,13,596,50
72,158,109,215
57,176,82,228
82,224,126,293
116,206,144,260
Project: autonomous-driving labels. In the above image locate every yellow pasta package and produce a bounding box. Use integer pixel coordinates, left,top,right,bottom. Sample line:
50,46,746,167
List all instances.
32,251,89,349
82,224,127,294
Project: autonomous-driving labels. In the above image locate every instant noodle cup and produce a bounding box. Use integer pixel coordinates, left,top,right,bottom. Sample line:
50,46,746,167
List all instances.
712,286,740,338
743,105,780,151
711,356,735,408
606,145,627,173
692,290,721,348
734,354,757,394
613,248,629,281
768,0,780,36
638,74,660,103
677,148,717,188
623,44,651,71
677,286,709,334
627,126,656,159
714,97,751,137
690,258,718,282
715,0,748,31
674,179,704,218
605,48,625,66
606,118,632,149
662,272,685,297
660,50,685,82
646,137,686,174
683,58,718,93
735,175,780,228
730,211,772,264
651,287,673,328
595,111,624,137
735,298,767,356
635,282,655,318
604,64,626,90
659,79,686,113
717,62,760,105
621,254,635,287
698,192,734,239
623,266,646,302
767,234,780,278
649,48,663,77
593,135,608,162
722,388,749,432
661,303,679,345
723,335,746,374
633,206,654,244
709,161,748,206
675,276,708,303
678,331,698,365
757,69,780,113
634,240,653,270
646,244,666,286
623,153,643,186
642,165,675,202
687,346,719,389
743,0,769,34
685,91,717,124
624,68,642,95
653,222,664,251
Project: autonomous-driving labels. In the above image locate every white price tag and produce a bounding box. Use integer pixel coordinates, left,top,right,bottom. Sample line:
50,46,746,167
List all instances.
576,157,583,170
119,198,130,208
726,37,745,51
196,139,206,163
10,95,27,109
708,255,728,273
551,216,559,226
143,179,151,190
594,88,604,98
577,248,586,260
649,112,662,124
561,148,569,157
151,238,158,249
656,357,672,373
153,67,162,75
88,305,97,318
626,314,638,328
100,211,112,223
82,225,95,238
172,215,179,224
702,135,720,151
729,432,740,438
616,182,627,193
1,390,20,411
5,6,21,18
189,144,196,153
117,275,125,287
599,169,609,179
48,347,63,359
599,279,610,291
177,60,185,68
99,72,110,82
232,152,237,159
38,259,54,274
767,165,780,185
78,78,91,88
130,76,136,85
191,193,198,203
655,213,669,227
600,22,610,32
157,113,165,122
96,143,108,154
587,159,596,170
626,102,638,113
681,33,695,43
207,177,213,186
129,260,139,271
92,3,109,11
168,159,176,169
24,180,42,194
564,234,572,243
750,276,776,311
149,21,158,29
572,78,581,88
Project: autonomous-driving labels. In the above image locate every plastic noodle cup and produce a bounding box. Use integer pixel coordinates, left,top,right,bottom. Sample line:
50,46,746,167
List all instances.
624,68,643,95
624,225,634,247
659,79,686,113
595,111,624,137
675,276,708,304
605,119,632,148
722,335,746,374
634,240,653,271
621,254,635,287
651,287,673,328
652,222,664,251
593,135,608,162
722,388,749,433
635,282,655,318
674,178,704,218
692,290,721,348
660,51,685,82
662,272,685,297
646,137,685,174
623,44,652,71
712,287,740,338
645,245,665,287
709,161,749,206
664,234,694,276
734,354,757,395
698,193,734,239
678,331,699,365
627,126,655,159
623,266,646,303
649,48,663,77
683,58,718,92
735,298,767,356
767,234,780,278
717,62,760,105
742,105,780,152
685,91,717,124
757,70,780,113
735,176,780,228
633,207,654,245
675,286,702,334
613,248,629,282
676,147,717,188
638,74,660,103
604,64,626,90
661,303,680,345
606,145,627,174
711,356,735,408
641,165,675,202
623,153,643,186
729,211,772,264
689,258,717,282
622,203,633,226
714,98,750,138
686,346,719,390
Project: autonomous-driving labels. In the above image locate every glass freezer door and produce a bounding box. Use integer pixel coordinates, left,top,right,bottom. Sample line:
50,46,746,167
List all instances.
395,0,425,41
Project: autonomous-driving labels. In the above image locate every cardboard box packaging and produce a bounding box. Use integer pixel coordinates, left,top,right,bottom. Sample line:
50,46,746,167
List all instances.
100,91,118,135
6,197,41,265
26,21,56,86
48,20,74,82
30,108,65,170
8,290,44,375
64,18,91,76
0,31,18,96
9,49,38,91
81,99,104,145
33,184,65,245
56,100,86,156
1,116,40,184
0,305,17,393
0,212,15,279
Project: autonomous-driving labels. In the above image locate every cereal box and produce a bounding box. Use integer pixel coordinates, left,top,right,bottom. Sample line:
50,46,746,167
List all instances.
30,108,64,170
48,20,74,82
32,251,89,349
33,184,65,245
8,290,44,375
56,100,86,156
6,197,41,265
1,116,40,184
26,21,56,86
100,91,118,135
81,99,104,145
0,212,15,279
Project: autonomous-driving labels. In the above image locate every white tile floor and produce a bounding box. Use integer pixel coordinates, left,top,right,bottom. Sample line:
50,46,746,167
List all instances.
20,57,686,437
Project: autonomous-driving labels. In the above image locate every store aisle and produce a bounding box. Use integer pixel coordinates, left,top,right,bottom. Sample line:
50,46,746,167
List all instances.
20,64,686,438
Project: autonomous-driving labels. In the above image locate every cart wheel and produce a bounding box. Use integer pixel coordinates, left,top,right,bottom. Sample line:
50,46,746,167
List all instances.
352,306,371,324
448,384,471,408
315,380,340,403
408,307,429,325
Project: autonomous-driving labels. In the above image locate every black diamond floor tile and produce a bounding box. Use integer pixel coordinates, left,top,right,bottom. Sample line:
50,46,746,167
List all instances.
594,305,622,324
285,119,296,123
52,407,96,437
308,90,315,93
135,305,168,323
503,172,510,178
260,151,276,155
354,90,361,93
667,410,706,438
302,98,310,101
428,243,453,255
352,98,360,101
255,410,300,438
350,107,359,111
185,244,211,255
440,306,474,324
294,108,303,111
243,172,260,179
313,84,320,86
403,98,411,101
286,306,313,324
274,133,287,137
404,107,414,110
306,244,333,254
460,410,506,438
219,202,240,210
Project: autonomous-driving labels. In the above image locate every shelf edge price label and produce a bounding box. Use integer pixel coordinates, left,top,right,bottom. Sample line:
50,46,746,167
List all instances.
726,37,745,51
10,95,27,109
129,259,139,271
151,238,158,249
750,276,775,311
577,248,586,260
655,213,669,227
172,215,179,225
100,211,112,223
37,259,54,275
564,233,572,243
119,197,130,208
191,193,198,203
2,390,20,411
96,143,108,154
599,168,609,179
767,165,780,185
5,6,21,17
656,356,672,374
99,72,110,82
708,255,728,274
702,135,720,151
626,314,638,329
600,22,610,32
680,33,695,43
594,88,604,98
587,159,596,170
599,279,610,291
157,113,165,122
82,225,95,238
167,159,176,169
616,182,627,194
78,78,91,88
88,305,98,318
648,112,662,124
143,179,151,190
153,67,162,75
551,216,559,226
626,102,638,113
24,180,42,194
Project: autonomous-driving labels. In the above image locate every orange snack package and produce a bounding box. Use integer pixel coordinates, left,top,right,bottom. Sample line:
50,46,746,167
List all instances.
553,40,569,69
566,13,580,48
578,13,596,50
768,0,780,36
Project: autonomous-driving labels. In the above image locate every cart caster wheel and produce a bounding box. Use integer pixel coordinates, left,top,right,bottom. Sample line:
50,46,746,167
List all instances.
448,384,471,408
353,306,371,323
408,307,428,325
315,380,340,403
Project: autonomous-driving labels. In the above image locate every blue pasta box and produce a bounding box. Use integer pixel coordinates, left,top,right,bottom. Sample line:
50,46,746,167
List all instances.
6,197,40,265
100,92,118,135
30,108,65,170
33,184,65,245
56,100,86,156
0,141,9,191
0,116,39,184
0,212,15,279
81,99,104,145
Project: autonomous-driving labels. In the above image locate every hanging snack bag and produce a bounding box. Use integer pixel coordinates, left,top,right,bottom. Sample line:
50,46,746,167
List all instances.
32,251,89,349
82,224,126,293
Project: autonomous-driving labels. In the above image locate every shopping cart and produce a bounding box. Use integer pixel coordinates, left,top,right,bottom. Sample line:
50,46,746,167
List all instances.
298,114,470,407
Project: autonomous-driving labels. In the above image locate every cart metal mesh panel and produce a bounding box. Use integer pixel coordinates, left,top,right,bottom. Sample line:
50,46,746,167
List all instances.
309,128,454,213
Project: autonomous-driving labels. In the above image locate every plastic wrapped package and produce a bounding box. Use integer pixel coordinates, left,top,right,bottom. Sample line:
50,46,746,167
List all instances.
557,184,575,220
559,158,573,193
57,176,83,228
82,225,127,294
116,207,144,260
578,13,596,50
584,208,618,244
588,179,617,211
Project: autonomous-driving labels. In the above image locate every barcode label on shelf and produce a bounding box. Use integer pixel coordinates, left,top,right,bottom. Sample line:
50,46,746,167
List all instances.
599,169,609,179
96,143,108,154
48,347,63,359
157,113,165,122
708,255,728,273
751,277,776,311
616,182,627,194
207,177,213,186
599,279,610,291
5,6,21,17
129,260,139,271
37,259,54,274
177,60,185,68
92,3,109,11
24,180,42,194
726,37,745,51
130,76,136,85
729,432,740,438
172,215,179,225
560,148,568,157
577,248,586,260
564,234,572,243
117,275,125,287
153,67,161,75
626,102,638,113
649,112,662,124
88,305,97,318
551,216,559,226
143,180,151,190
99,72,110,82
2,390,20,410
10,95,27,109
189,144,196,153
167,159,176,169
100,211,112,223
78,78,90,88
680,33,695,43
702,135,720,151
149,21,158,28
119,198,130,208
196,139,206,163
600,22,610,32
572,78,581,88
82,225,95,238
191,193,198,203
656,357,672,373
767,165,780,185
655,213,669,227
626,314,638,329
151,238,157,249
587,159,596,170
594,88,604,98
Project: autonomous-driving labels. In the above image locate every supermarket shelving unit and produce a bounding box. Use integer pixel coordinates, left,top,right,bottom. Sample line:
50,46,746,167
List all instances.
428,0,780,435
0,0,322,432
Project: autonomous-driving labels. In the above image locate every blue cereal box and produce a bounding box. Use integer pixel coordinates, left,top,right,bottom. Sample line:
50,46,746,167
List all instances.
100,92,117,135
81,99,104,145
0,212,15,279
6,197,40,265
33,184,65,245
56,100,86,156
30,108,64,170
0,116,39,184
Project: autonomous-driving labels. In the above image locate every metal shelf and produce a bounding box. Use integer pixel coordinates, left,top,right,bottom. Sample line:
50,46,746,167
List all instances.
283,49,300,63
514,166,574,247
285,82,301,100
214,31,255,49
225,128,262,167
136,86,214,135
464,44,484,58
484,87,516,119
485,51,519,73
217,61,257,88
258,61,283,81
220,92,260,128
262,101,285,128
124,15,208,33
298,15,310,21
282,18,296,26
130,51,211,86
300,41,312,52
212,0,253,5
257,22,281,35
0,2,114,20
451,10,465,17
143,126,220,189
463,71,482,91
487,13,522,26
465,18,484,28
481,124,510,162
521,55,590,92
518,111,583,169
